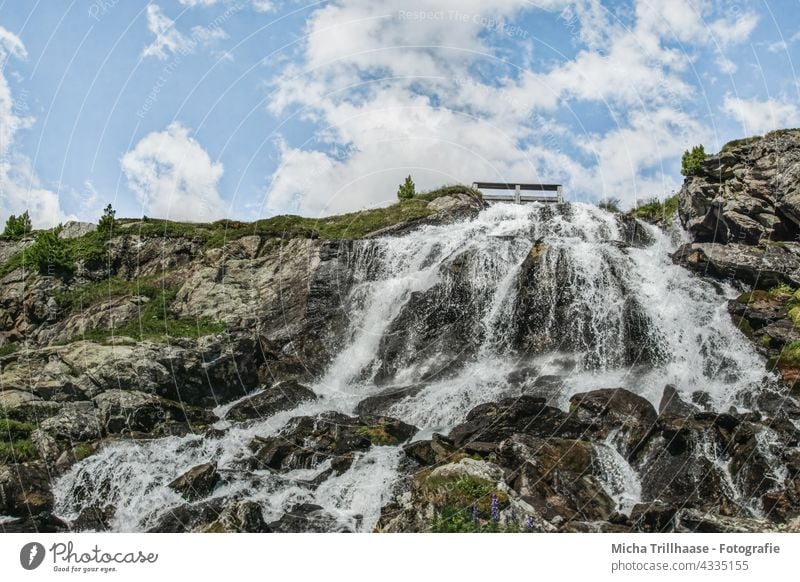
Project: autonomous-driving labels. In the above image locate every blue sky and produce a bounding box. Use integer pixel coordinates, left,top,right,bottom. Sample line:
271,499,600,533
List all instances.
0,0,798,227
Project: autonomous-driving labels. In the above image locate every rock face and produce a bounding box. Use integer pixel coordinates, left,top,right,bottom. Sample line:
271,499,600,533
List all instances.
678,130,800,244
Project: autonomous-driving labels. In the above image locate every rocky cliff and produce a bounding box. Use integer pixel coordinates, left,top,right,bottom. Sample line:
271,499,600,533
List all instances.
674,129,800,391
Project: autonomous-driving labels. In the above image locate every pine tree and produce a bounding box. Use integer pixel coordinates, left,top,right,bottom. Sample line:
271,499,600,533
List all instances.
2,211,32,240
397,175,416,200
681,145,707,176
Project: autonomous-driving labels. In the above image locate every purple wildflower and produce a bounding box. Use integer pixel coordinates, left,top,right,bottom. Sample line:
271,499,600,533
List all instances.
491,494,499,522
525,516,534,530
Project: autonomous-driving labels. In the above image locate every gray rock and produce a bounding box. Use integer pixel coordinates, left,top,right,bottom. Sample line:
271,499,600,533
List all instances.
167,462,220,501
224,381,316,422
58,221,97,240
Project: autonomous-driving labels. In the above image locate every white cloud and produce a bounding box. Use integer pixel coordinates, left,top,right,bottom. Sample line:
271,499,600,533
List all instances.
121,122,226,221
178,0,219,6
721,95,800,136
0,27,71,228
141,4,194,60
141,4,228,60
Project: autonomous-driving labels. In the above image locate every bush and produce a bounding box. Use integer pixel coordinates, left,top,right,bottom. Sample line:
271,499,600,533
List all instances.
681,145,707,176
2,211,32,240
397,175,416,200
598,198,621,213
631,195,679,224
98,204,116,238
26,229,72,275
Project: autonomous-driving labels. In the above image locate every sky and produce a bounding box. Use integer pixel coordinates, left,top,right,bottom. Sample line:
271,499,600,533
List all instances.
0,0,798,227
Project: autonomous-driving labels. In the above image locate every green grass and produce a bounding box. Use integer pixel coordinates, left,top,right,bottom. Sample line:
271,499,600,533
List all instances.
630,195,679,224
0,440,39,463
55,275,163,313
0,417,35,440
429,504,528,533
720,136,762,153
75,288,225,344
0,343,18,357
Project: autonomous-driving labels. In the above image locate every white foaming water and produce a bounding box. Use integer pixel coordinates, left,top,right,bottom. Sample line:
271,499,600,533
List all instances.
53,202,776,530
593,437,642,513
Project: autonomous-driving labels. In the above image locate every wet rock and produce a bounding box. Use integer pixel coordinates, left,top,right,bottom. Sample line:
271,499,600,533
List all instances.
499,434,616,523
675,508,775,533
568,388,658,458
71,504,116,532
0,462,54,516
268,503,351,533
448,395,589,448
168,462,220,501
205,500,271,533
658,385,699,417
94,389,212,434
630,502,678,532
146,498,226,533
225,381,317,422
0,512,68,533
637,416,739,513
355,384,425,417
248,412,416,472
762,479,800,523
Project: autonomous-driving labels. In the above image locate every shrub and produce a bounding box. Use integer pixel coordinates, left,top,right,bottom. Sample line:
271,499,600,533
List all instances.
2,211,32,240
598,198,621,213
631,195,679,223
98,204,116,238
681,145,707,176
26,228,72,275
397,175,416,200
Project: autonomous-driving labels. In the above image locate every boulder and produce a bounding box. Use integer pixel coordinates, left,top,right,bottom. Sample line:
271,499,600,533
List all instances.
206,500,271,533
0,462,54,516
448,395,589,448
248,412,416,472
58,221,97,240
568,388,658,458
167,462,220,501
224,381,316,422
672,242,800,289
268,503,350,533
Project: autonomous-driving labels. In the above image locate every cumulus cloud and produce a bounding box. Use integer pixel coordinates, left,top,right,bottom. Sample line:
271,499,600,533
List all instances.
121,122,226,221
0,27,71,228
263,0,759,213
721,95,800,136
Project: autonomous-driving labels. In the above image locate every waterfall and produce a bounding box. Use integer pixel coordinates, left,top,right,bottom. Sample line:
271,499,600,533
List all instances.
52,202,773,531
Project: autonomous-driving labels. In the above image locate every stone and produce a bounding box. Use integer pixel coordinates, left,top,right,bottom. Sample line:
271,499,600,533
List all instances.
58,221,97,240
167,462,220,501
268,503,351,533
224,381,317,422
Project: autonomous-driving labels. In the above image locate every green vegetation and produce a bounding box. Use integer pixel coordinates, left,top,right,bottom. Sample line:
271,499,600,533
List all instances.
0,415,38,464
2,211,32,240
769,283,794,297
598,198,621,213
0,228,107,278
397,175,416,200
770,340,800,369
721,136,761,153
75,287,225,344
630,195,679,223
98,203,116,238
356,426,397,446
0,440,38,464
56,275,162,313
72,442,97,461
0,343,18,357
430,505,526,533
681,145,707,176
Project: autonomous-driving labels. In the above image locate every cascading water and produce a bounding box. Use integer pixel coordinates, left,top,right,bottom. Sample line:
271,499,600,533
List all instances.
53,202,775,531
